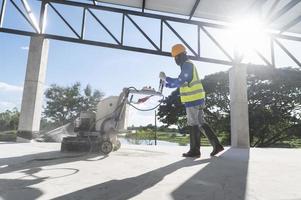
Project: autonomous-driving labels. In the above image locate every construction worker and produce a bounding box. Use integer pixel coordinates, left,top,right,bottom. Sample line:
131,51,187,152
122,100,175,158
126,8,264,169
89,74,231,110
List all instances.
159,44,224,158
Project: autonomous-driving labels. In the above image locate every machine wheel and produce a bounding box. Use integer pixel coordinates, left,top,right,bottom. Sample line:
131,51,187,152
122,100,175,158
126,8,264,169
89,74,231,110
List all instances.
113,140,121,151
100,140,113,155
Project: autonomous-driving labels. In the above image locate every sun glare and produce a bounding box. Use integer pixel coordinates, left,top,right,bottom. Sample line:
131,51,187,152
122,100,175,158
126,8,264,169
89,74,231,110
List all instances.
229,17,268,59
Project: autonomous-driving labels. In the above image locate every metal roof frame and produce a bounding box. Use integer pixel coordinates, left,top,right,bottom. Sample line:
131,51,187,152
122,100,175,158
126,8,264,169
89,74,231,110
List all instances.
0,0,300,67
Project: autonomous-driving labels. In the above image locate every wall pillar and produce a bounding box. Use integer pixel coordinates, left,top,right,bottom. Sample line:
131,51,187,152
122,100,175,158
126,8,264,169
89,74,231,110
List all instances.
229,62,250,148
17,36,49,142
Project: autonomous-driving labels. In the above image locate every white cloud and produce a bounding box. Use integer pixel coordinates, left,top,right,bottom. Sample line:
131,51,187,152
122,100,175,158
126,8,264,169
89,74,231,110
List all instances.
0,82,23,92
0,82,23,112
0,101,18,112
21,46,29,50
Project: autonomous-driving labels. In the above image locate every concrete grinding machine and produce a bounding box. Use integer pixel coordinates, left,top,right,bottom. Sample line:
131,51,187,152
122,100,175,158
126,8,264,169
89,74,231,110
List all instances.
60,84,164,155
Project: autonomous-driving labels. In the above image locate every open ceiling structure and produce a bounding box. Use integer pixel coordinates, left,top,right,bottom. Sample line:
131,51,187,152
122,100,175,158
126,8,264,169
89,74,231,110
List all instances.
0,0,301,67
97,0,301,34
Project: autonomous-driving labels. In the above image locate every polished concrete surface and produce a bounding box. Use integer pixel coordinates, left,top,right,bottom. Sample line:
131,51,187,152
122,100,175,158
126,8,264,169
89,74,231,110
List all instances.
0,142,300,200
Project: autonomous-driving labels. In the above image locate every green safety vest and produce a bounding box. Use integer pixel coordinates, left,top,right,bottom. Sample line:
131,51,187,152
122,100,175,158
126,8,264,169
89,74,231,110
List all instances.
179,61,205,103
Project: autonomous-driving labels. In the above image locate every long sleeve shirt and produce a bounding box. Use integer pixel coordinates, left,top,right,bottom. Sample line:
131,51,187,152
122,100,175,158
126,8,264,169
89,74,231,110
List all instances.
165,61,205,108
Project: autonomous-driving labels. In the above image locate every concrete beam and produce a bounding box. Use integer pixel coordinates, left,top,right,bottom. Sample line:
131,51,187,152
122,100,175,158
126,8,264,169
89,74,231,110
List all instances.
229,63,250,148
17,36,49,142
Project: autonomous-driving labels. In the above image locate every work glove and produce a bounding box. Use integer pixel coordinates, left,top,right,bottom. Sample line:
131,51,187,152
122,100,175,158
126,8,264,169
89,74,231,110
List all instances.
159,72,166,81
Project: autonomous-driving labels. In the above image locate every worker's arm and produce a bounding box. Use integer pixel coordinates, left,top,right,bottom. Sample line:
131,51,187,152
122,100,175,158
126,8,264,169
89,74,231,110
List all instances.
165,62,193,88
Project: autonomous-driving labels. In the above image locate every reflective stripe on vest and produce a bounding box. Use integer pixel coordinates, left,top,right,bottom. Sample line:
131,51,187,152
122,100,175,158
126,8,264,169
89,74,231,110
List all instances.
179,61,205,103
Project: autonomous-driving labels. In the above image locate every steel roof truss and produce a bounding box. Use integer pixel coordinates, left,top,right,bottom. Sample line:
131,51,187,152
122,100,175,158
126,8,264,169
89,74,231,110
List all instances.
274,38,301,67
265,0,280,19
254,49,273,67
279,15,301,33
39,0,47,33
142,0,145,13
163,20,198,57
268,0,301,24
20,0,40,33
121,13,125,44
81,8,86,39
10,0,39,33
1,0,301,68
126,13,159,50
0,0,6,27
48,2,80,38
189,0,200,20
199,25,233,61
87,8,121,45
270,38,275,67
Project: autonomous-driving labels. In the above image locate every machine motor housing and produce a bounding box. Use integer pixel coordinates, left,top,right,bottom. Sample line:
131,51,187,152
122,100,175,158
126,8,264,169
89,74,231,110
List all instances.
74,111,96,132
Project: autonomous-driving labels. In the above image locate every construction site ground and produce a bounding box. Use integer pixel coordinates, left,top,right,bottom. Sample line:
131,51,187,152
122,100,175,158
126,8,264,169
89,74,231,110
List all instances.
0,142,300,200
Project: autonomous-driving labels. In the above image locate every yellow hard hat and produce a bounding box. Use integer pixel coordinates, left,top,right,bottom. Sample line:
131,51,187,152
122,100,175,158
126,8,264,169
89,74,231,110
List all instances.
171,44,186,57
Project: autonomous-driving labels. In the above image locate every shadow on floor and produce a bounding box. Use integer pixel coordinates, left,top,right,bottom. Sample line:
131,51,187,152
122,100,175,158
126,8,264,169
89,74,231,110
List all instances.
0,177,44,200
0,150,108,200
172,148,250,200
52,157,211,200
0,150,108,175
52,148,249,200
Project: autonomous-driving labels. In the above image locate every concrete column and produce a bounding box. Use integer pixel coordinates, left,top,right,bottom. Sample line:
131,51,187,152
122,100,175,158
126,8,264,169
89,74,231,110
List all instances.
17,36,49,142
229,63,250,148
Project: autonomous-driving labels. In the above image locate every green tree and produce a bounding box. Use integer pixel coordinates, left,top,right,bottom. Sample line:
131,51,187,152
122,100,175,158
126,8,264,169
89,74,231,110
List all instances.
158,66,301,147
247,66,301,146
157,89,190,135
0,108,20,131
43,82,104,126
81,84,103,112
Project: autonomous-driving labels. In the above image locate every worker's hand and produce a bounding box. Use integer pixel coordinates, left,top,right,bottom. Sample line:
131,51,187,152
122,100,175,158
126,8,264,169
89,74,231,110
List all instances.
159,72,166,81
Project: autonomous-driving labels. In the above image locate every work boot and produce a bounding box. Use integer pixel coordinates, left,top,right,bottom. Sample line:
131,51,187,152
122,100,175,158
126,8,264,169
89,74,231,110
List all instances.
201,123,224,156
210,144,224,156
182,125,201,158
182,150,200,157
193,125,201,155
182,126,195,157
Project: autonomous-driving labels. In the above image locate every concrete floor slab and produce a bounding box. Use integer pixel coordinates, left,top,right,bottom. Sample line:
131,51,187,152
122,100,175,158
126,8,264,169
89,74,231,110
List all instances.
0,142,300,200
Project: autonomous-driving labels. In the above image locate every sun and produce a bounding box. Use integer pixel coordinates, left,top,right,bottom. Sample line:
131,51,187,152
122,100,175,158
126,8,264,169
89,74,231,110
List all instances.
228,16,268,60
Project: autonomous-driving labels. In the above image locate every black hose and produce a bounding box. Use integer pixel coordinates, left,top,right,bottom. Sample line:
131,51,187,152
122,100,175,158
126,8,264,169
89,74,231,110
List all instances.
128,100,163,112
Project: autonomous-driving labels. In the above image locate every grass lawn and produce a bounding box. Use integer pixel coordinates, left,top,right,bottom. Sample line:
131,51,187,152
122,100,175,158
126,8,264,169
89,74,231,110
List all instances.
0,130,17,141
156,132,215,146
126,131,222,146
126,131,301,148
275,139,301,148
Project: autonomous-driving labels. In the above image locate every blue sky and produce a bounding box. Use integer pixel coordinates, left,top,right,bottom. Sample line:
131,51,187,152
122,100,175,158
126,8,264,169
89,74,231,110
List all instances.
0,0,300,126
